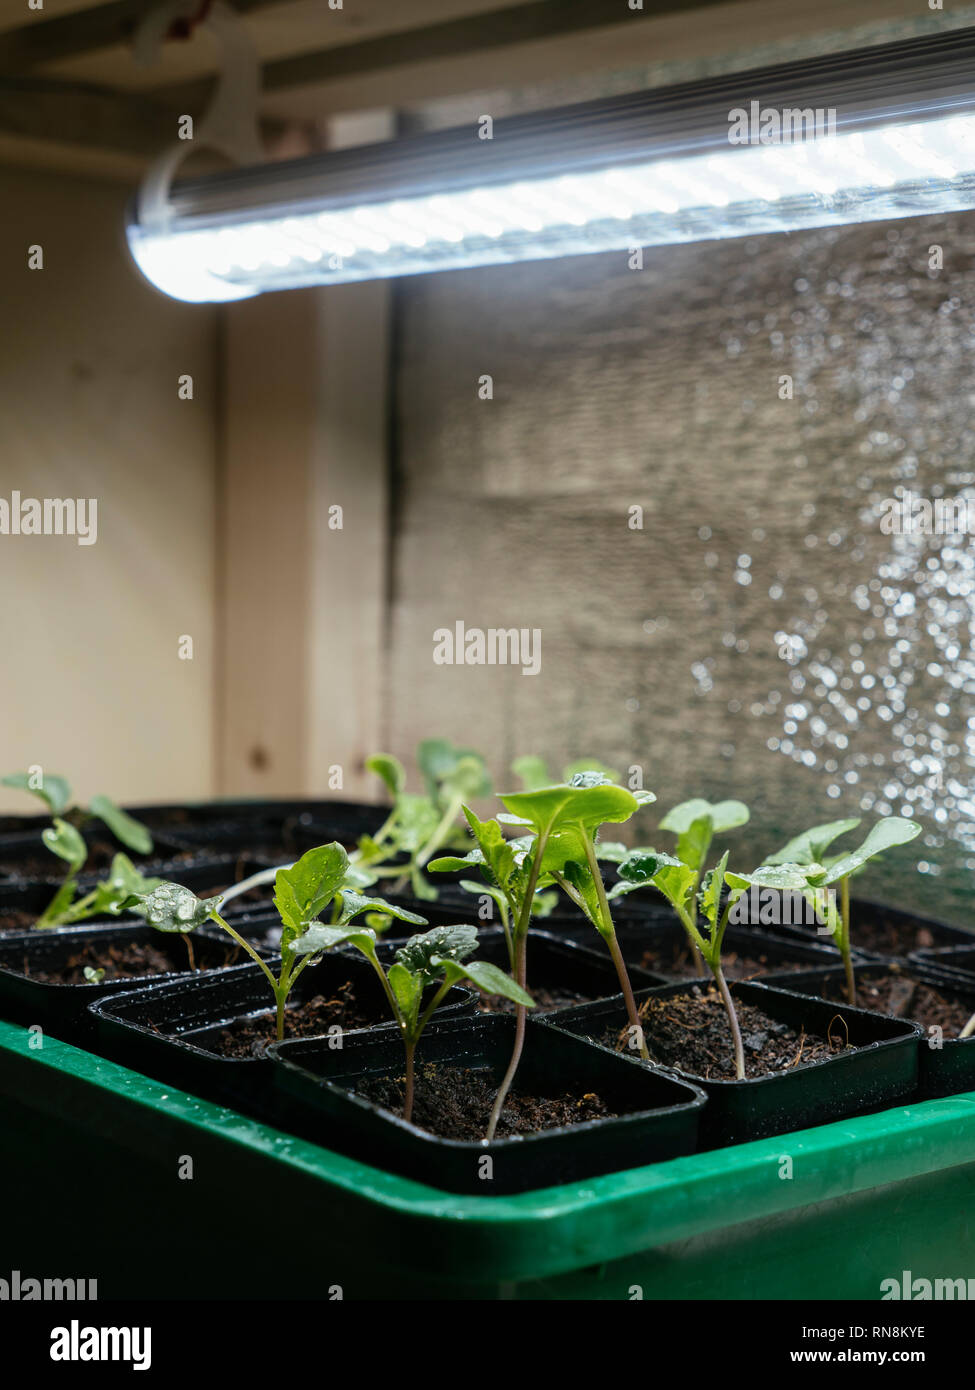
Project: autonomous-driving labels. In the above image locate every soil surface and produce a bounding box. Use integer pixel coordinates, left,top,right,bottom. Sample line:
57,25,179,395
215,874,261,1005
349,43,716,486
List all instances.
816,969,973,1035
17,937,241,985
0,844,216,883
630,938,817,981
787,908,965,958
598,986,851,1080
0,908,37,933
356,1063,618,1139
478,984,591,1015
207,981,379,1058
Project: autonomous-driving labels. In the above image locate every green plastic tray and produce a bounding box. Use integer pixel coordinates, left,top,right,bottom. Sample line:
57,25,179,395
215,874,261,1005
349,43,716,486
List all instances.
2,1017,974,1300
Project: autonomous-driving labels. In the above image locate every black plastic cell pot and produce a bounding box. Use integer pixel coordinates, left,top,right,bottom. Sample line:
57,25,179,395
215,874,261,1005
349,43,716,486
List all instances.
0,856,264,933
540,979,921,1148
908,945,975,985
591,919,850,982
0,828,202,886
123,797,388,840
0,924,268,1044
762,960,975,1101
268,1012,706,1194
382,926,667,1012
88,952,475,1123
738,895,972,962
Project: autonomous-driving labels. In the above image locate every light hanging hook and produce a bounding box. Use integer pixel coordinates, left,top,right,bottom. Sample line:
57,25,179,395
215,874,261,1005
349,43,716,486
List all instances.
133,0,263,233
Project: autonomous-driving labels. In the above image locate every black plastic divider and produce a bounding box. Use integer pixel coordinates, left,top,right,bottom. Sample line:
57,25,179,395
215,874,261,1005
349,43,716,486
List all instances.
540,978,921,1147
269,1013,706,1195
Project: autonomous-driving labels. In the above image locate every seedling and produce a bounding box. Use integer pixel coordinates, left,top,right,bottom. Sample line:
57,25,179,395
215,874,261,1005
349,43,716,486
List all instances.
463,773,655,1137
608,845,748,1077
750,816,923,1006
357,739,492,900
2,771,153,927
138,843,429,1042
33,852,166,930
290,921,533,1125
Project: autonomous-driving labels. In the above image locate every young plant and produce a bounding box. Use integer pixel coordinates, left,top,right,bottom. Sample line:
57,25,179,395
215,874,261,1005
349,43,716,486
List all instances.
466,773,655,1138
138,843,429,1042
38,853,166,930
289,921,533,1125
356,739,492,900
608,845,749,1078
755,816,923,1006
2,771,153,927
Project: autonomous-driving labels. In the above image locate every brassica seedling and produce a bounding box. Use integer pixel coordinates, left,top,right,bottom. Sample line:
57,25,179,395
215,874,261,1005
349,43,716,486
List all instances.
290,921,533,1124
748,816,922,1006
138,843,428,1042
2,771,153,927
463,774,655,1136
608,844,748,1077
356,739,492,900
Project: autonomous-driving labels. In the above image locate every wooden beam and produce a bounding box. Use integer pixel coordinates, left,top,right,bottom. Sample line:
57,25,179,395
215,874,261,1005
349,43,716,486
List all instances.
0,0,291,72
0,75,176,155
156,0,713,108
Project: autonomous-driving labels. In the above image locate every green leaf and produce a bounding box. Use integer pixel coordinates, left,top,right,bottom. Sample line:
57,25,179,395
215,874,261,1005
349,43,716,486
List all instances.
660,799,750,835
289,923,378,957
88,796,153,854
83,854,166,919
388,961,424,1022
813,818,922,884
764,818,862,867
651,862,700,918
138,881,217,933
365,753,406,798
675,815,714,874
274,843,349,935
511,754,551,791
83,966,106,985
428,849,486,873
446,958,535,1008
501,780,640,841
392,794,440,852
2,771,71,815
336,891,427,927
726,862,824,892
42,818,87,874
395,925,479,985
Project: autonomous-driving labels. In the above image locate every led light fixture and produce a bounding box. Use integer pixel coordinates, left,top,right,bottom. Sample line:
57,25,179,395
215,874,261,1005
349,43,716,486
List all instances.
128,29,975,302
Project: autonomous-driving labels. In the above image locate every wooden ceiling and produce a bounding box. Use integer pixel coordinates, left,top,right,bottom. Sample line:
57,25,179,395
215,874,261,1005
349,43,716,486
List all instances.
0,0,949,180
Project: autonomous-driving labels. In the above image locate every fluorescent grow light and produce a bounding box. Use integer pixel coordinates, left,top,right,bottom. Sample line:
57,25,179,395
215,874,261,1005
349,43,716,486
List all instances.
128,30,975,302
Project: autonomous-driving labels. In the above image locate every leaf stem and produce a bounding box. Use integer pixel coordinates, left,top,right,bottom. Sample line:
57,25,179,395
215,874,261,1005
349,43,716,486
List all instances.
839,875,856,1007
486,830,549,1142
711,960,746,1080
583,837,649,1061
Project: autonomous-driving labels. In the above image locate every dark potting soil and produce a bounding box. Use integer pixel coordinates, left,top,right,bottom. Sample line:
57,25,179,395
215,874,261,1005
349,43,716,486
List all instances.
819,971,973,1036
19,938,242,985
853,910,963,957
600,986,851,1081
356,1063,618,1140
0,908,37,933
208,981,379,1059
635,939,814,980
477,985,590,1015
0,845,215,883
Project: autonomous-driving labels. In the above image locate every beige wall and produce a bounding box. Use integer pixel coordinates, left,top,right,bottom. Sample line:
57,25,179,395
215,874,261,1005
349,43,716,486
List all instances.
0,165,218,811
